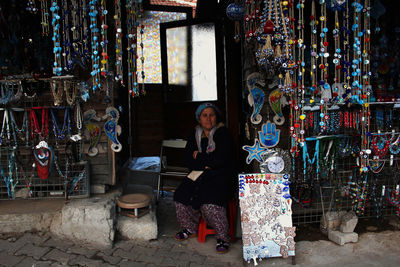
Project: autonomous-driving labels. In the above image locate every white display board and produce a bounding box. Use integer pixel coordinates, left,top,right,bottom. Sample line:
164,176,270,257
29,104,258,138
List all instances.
238,173,295,265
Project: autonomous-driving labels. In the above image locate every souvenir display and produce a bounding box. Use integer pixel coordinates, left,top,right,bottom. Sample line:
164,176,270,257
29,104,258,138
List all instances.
103,107,122,152
83,109,101,157
239,173,295,265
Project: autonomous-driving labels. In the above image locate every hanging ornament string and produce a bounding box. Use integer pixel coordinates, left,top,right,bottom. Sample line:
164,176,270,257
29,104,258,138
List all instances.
61,0,72,71
89,0,101,91
309,0,317,104
138,21,146,94
29,107,49,141
50,0,63,76
297,0,305,147
40,0,49,36
114,0,124,84
126,0,139,97
100,0,109,78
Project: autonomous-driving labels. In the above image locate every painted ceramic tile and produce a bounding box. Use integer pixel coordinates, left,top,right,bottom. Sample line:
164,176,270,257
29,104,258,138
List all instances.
238,173,295,265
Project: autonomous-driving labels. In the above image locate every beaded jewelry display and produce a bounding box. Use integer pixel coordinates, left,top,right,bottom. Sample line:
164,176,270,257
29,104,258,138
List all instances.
50,0,63,76
126,0,140,97
100,0,109,78
114,0,124,83
40,0,50,36
89,0,101,91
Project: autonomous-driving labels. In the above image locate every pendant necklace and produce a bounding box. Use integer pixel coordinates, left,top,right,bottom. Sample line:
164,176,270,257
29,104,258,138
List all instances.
9,108,30,148
30,107,49,142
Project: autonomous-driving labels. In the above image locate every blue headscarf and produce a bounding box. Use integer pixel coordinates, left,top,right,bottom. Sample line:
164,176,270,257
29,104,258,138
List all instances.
195,102,221,122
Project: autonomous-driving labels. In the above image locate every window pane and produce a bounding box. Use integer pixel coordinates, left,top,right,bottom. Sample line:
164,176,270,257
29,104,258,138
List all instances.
166,27,188,85
138,11,186,84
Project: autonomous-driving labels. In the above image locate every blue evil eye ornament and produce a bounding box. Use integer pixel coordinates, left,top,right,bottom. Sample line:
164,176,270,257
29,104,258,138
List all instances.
226,3,245,21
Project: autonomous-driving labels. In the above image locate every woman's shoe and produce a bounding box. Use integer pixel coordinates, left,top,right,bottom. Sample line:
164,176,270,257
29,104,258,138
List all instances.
216,239,229,254
174,229,197,241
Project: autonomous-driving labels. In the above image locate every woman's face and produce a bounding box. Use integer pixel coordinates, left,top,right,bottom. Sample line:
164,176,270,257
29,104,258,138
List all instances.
199,107,217,131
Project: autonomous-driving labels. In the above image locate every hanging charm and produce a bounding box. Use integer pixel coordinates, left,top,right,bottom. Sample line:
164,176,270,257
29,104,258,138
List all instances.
103,107,122,152
247,72,265,125
33,141,54,180
269,89,285,125
83,109,101,157
258,121,280,148
242,139,268,164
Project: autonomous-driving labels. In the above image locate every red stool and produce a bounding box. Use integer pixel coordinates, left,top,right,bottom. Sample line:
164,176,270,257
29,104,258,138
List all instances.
197,199,237,243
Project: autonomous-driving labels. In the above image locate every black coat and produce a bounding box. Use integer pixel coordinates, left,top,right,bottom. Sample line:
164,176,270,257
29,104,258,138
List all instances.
173,126,237,209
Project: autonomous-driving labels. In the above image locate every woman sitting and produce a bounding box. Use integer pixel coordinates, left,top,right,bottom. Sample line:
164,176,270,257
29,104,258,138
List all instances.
173,102,236,254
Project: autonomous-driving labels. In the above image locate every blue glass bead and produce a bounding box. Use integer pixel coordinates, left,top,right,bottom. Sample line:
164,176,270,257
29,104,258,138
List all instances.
283,193,291,199
283,187,290,192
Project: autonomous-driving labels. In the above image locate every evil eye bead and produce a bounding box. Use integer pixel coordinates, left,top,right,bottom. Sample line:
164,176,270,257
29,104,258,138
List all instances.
283,193,291,199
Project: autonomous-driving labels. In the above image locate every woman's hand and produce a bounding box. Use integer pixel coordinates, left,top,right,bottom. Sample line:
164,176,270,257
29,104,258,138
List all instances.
193,150,199,159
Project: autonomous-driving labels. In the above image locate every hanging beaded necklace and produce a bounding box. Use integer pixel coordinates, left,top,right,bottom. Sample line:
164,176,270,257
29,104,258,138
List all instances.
29,107,49,141
100,0,109,77
0,109,11,146
40,0,50,36
0,149,18,198
50,78,65,106
114,0,124,83
126,0,139,97
50,107,72,144
89,0,101,91
50,0,63,76
0,81,23,105
9,109,29,148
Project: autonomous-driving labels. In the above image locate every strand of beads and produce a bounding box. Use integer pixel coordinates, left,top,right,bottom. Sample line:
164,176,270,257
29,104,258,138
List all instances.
100,0,109,78
61,0,72,71
361,0,371,172
126,0,138,97
296,0,306,152
89,0,101,91
318,0,329,133
114,0,124,84
50,0,62,76
309,0,317,105
40,0,49,36
138,22,145,94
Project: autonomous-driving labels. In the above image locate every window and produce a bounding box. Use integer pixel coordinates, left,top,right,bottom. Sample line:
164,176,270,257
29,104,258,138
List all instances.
137,11,187,84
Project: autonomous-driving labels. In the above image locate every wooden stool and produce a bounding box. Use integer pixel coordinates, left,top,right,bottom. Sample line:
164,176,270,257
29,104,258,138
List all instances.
117,193,152,219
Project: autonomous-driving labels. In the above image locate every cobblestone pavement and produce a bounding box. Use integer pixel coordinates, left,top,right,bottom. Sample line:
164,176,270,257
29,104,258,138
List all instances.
1,193,400,266
0,231,245,267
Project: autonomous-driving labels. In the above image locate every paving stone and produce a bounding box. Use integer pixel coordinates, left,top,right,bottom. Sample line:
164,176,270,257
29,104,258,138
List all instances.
113,248,138,261
100,246,117,256
15,243,51,259
180,253,206,264
17,233,50,246
154,249,181,259
114,240,134,251
135,253,164,265
42,237,74,251
42,248,77,265
0,251,25,266
161,256,190,267
67,245,98,258
97,252,122,265
69,254,107,267
130,245,156,256
0,238,26,254
13,256,53,267
118,259,147,267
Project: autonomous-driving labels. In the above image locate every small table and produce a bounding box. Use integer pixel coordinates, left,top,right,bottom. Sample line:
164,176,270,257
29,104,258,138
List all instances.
117,193,152,219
